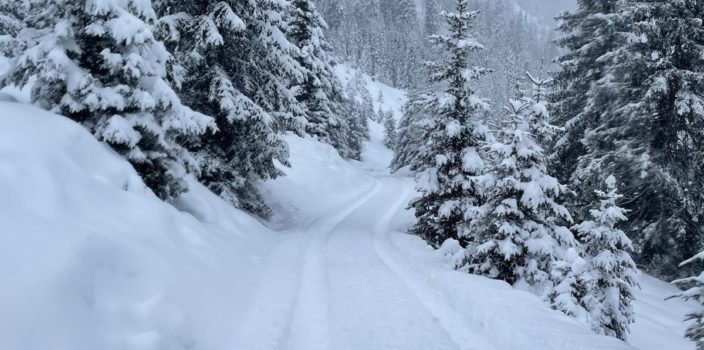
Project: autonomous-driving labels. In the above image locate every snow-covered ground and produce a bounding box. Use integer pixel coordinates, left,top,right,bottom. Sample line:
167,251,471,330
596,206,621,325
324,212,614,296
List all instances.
0,70,696,349
0,102,279,350
631,274,696,350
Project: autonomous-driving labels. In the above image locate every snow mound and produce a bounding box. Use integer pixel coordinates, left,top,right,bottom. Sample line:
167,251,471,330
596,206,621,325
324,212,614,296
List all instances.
0,102,276,350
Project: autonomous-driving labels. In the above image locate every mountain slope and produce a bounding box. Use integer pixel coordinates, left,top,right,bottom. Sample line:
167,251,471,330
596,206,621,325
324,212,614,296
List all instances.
0,74,695,350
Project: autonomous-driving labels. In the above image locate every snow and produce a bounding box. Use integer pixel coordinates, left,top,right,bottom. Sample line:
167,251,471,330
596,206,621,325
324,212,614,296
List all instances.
631,274,696,350
0,78,696,350
334,64,407,121
0,101,277,350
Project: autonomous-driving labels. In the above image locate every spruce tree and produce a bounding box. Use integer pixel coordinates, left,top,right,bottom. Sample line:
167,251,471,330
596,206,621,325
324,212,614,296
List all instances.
672,254,704,350
576,0,704,278
0,0,27,57
571,175,638,340
376,108,385,123
390,93,429,172
408,0,491,248
341,101,369,160
3,0,214,200
155,0,300,216
289,0,346,145
550,0,626,214
376,90,385,116
383,111,397,149
0,0,26,36
423,0,441,36
464,88,575,289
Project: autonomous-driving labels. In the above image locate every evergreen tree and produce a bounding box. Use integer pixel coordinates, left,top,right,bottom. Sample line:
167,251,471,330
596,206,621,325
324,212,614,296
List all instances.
155,0,299,217
423,0,441,36
549,248,591,318
376,108,385,123
570,175,638,340
341,100,369,160
391,91,433,172
3,0,214,200
0,0,27,56
549,0,626,211
319,0,343,31
289,0,347,145
395,0,417,27
408,0,491,248
335,75,370,160
672,254,704,350
574,0,704,278
464,89,575,289
383,111,397,149
0,0,26,36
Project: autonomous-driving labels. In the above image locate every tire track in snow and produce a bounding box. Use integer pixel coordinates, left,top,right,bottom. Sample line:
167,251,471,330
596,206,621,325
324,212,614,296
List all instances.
284,179,382,350
372,178,497,350
232,179,382,350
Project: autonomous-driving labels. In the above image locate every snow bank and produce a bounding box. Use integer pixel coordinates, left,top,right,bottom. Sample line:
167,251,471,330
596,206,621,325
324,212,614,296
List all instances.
630,274,695,350
0,102,276,350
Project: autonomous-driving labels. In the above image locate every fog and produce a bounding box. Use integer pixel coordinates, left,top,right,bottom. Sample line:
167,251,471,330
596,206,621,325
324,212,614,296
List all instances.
515,0,578,24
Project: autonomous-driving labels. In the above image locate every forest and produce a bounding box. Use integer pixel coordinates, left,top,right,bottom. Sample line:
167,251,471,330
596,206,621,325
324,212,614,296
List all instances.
0,0,703,349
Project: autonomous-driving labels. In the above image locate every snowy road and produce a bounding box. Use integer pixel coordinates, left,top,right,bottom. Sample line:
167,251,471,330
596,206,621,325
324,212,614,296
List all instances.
230,115,637,350
233,173,495,350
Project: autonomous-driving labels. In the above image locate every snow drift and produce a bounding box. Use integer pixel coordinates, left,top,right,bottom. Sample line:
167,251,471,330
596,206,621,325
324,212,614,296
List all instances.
0,102,276,350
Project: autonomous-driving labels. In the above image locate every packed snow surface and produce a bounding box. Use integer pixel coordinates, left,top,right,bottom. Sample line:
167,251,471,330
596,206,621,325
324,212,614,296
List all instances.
0,71,695,350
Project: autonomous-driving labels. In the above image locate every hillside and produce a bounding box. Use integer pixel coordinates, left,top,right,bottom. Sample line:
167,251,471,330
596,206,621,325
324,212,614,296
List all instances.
0,71,695,350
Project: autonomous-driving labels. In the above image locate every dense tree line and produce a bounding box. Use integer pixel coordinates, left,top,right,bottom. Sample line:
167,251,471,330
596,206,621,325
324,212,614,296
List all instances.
393,0,704,344
551,0,704,280
314,0,558,105
0,0,371,218
550,0,704,345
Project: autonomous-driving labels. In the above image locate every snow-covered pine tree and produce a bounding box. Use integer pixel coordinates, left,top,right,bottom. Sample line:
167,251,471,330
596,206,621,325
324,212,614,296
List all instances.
347,70,376,124
549,0,627,213
390,92,430,172
289,0,348,146
408,0,491,248
390,0,417,28
383,111,397,149
570,175,638,340
672,254,704,350
3,0,214,200
575,0,704,278
463,88,575,289
376,108,385,123
548,247,591,319
341,100,369,160
423,0,441,36
0,0,26,36
342,84,371,160
154,0,298,217
0,0,27,56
